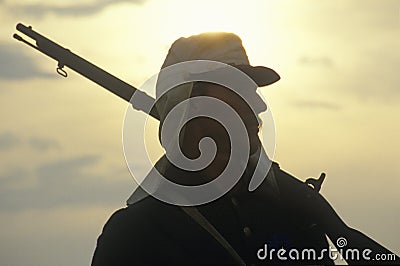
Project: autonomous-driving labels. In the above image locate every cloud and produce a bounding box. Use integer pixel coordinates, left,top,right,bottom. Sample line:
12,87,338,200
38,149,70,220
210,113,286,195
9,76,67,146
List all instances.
298,56,334,68
0,45,53,80
334,0,399,31
293,2,400,103
0,168,27,189
335,49,400,102
297,48,400,102
0,132,20,151
28,136,60,151
292,100,341,111
0,155,133,211
0,132,60,152
11,0,145,18
36,155,100,181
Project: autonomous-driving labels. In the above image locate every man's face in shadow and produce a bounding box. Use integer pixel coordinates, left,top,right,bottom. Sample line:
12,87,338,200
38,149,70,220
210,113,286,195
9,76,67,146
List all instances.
181,82,267,175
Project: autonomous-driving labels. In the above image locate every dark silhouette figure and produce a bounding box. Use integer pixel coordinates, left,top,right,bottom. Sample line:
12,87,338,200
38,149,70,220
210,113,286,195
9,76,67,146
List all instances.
91,33,399,265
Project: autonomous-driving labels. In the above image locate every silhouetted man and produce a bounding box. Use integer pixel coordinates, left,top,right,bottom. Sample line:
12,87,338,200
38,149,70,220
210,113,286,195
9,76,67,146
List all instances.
92,32,398,265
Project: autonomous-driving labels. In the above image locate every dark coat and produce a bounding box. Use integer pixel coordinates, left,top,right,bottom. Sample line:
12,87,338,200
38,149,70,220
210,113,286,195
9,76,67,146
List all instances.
92,162,336,265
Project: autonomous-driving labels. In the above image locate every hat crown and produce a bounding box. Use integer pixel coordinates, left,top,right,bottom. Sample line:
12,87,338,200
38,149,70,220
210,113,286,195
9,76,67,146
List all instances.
162,32,250,69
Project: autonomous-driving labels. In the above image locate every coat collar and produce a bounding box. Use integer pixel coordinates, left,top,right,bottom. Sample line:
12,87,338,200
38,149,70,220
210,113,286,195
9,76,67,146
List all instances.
126,147,280,206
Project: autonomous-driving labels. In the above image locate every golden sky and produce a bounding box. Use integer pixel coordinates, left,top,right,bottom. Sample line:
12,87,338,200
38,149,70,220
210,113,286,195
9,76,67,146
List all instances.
0,0,399,264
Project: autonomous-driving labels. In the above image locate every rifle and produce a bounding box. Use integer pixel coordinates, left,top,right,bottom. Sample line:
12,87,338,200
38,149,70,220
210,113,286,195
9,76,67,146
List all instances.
13,23,159,120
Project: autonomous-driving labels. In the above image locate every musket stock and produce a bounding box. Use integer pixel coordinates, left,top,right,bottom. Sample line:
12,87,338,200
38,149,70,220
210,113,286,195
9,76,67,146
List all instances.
13,23,160,120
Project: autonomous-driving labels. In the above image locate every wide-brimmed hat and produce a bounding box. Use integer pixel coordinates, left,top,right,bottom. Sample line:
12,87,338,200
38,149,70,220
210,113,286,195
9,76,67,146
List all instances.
161,32,280,87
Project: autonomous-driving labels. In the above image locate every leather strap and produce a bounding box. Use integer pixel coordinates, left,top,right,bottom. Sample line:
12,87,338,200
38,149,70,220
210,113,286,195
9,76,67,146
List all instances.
181,206,246,266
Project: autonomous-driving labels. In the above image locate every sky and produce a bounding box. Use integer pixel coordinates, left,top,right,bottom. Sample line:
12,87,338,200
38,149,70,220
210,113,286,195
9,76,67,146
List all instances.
0,0,399,265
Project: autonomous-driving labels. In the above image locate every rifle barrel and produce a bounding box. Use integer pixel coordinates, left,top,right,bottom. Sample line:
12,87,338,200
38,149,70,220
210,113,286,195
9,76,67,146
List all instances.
14,23,159,120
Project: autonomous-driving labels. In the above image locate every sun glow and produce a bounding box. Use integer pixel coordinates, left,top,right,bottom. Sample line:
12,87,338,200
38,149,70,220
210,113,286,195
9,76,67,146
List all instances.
145,0,283,63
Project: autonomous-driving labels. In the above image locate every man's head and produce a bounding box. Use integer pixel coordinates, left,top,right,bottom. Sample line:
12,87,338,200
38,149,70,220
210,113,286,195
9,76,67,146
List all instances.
156,32,279,175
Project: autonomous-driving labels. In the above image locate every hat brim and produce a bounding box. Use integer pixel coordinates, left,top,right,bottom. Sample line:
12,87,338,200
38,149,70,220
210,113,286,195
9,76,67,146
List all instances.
235,65,280,87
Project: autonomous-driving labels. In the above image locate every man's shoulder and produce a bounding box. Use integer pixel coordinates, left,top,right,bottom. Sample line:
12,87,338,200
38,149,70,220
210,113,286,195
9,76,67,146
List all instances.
271,162,308,194
93,196,191,265
108,196,177,227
